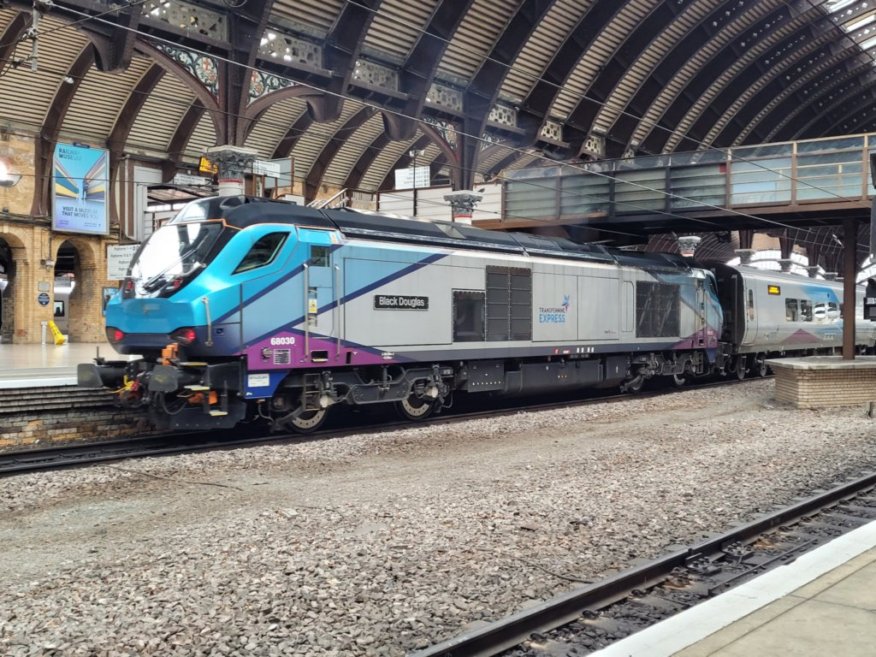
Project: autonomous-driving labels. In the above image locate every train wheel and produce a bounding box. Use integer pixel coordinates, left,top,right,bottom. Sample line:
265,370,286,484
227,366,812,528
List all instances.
288,409,327,433
755,356,768,377
396,395,436,421
736,356,747,380
623,373,645,394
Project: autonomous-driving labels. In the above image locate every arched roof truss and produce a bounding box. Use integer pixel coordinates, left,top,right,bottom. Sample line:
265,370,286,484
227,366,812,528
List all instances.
3,0,876,207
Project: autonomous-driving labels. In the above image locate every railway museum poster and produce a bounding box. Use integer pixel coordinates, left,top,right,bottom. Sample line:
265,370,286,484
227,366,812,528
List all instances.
52,143,108,235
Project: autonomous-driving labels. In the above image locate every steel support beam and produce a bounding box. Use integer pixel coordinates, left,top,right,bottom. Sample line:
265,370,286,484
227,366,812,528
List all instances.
843,218,857,360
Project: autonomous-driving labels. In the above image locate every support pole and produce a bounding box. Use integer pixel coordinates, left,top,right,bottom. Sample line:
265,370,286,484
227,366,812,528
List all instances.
843,218,857,360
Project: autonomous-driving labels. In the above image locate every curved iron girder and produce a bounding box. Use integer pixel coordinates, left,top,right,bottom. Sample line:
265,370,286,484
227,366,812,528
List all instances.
609,1,749,155
161,100,207,181
344,131,391,191
824,91,876,136
352,133,431,191
226,0,276,145
107,64,165,157
106,63,165,226
304,107,373,200
241,86,327,143
81,2,143,72
640,1,806,153
485,149,522,182
743,48,868,144
775,57,874,140
662,16,825,152
683,28,828,149
32,45,95,218
518,0,623,139
710,39,841,147
314,0,382,124
0,12,30,72
135,40,221,138
272,111,316,159
564,1,678,157
390,0,475,141
459,0,555,191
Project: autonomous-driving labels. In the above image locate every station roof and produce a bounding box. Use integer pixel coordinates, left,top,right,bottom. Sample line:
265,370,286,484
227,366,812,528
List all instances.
1,0,874,264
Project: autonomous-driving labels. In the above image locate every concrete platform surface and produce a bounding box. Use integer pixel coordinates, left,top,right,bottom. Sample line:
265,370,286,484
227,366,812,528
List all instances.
0,342,132,388
590,520,876,657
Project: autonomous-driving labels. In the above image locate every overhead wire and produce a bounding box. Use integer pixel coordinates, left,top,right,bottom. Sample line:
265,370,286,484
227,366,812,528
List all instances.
42,2,832,237
339,0,865,205
3,0,872,255
13,0,861,214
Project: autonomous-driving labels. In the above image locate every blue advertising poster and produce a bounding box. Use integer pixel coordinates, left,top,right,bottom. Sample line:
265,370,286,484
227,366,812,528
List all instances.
52,143,108,235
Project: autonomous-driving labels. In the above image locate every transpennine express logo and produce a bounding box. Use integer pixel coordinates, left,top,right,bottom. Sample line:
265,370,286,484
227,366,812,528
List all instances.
539,295,570,324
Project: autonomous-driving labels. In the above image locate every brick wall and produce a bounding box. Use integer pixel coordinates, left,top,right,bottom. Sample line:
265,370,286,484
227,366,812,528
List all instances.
774,368,876,408
0,407,154,452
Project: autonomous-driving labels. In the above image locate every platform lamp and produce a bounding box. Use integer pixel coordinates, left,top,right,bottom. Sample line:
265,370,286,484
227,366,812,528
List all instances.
0,159,21,187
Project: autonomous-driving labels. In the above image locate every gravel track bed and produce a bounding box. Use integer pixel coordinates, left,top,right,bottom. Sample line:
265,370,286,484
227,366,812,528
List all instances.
1,380,875,657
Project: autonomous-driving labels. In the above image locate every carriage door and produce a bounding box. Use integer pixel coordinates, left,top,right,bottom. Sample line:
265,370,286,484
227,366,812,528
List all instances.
303,240,341,363
695,279,706,347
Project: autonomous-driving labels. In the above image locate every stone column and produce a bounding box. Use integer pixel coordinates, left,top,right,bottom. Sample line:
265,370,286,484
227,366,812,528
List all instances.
11,247,48,344
205,146,258,197
443,190,483,225
677,236,701,258
735,248,755,265
68,265,101,343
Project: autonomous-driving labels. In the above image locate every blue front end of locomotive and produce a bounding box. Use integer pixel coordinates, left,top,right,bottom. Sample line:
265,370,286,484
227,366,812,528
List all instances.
105,218,302,358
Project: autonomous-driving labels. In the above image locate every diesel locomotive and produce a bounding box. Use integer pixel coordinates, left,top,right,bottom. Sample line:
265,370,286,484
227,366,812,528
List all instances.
78,196,876,431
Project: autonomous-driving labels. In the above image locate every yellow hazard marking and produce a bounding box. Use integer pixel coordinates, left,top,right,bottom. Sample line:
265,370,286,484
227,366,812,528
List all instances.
48,320,66,345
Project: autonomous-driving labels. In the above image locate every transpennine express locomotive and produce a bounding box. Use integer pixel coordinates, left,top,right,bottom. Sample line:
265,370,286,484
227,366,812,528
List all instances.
78,196,876,431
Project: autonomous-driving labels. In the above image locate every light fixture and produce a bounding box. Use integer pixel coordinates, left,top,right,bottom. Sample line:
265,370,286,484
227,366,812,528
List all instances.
0,160,20,188
41,258,55,269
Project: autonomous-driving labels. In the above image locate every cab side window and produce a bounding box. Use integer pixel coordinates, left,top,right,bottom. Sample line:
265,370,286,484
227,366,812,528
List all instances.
800,300,813,322
234,233,287,274
785,299,799,321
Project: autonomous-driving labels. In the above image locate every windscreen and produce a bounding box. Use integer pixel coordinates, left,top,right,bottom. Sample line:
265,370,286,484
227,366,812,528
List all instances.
129,222,223,296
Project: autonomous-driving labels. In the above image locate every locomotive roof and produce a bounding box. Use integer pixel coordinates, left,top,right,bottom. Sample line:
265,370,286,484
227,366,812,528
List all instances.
176,196,692,271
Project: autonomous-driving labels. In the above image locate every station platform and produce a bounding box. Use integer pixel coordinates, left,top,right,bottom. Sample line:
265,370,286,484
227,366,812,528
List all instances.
591,520,876,657
0,342,131,389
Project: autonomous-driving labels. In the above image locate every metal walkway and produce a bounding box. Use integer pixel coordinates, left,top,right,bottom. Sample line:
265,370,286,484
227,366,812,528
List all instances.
491,133,876,237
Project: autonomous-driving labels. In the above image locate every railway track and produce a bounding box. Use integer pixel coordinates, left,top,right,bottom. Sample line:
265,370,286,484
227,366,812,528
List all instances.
409,471,876,657
0,377,760,476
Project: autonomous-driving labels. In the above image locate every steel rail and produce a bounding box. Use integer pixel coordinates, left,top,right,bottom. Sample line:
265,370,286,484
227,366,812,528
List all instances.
409,471,876,657
0,377,761,477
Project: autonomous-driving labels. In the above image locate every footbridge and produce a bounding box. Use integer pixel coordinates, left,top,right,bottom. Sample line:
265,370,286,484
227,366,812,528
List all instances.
481,133,876,241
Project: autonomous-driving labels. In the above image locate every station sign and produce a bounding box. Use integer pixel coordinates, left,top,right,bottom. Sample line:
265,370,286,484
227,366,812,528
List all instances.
107,244,140,280
394,166,429,190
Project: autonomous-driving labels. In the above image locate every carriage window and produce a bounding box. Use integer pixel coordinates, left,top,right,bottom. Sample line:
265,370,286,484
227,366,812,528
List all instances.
453,290,485,342
800,300,813,322
786,299,799,321
310,245,331,267
234,233,287,273
828,302,839,320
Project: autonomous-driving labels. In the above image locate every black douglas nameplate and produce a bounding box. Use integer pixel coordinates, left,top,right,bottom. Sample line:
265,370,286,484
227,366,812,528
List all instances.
373,295,429,310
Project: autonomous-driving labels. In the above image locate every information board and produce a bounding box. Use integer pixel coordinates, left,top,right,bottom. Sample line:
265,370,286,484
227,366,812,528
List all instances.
107,244,140,280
